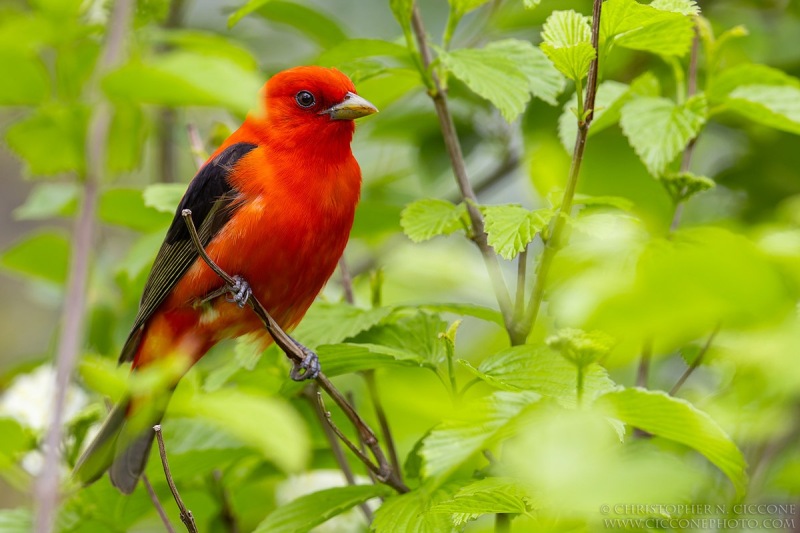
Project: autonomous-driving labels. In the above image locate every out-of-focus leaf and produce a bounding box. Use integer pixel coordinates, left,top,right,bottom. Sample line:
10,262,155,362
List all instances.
152,29,259,70
573,194,635,212
157,418,250,475
0,51,49,104
106,104,145,173
708,64,799,104
315,343,430,376
351,200,402,239
0,508,32,533
650,0,700,15
0,230,70,284
103,52,262,116
228,0,273,27
255,1,348,48
540,10,595,82
416,303,504,326
389,0,414,32
429,477,534,526
596,388,747,496
291,303,393,349
401,199,466,243
142,183,186,214
726,85,800,135
482,204,552,260
601,0,694,56
354,68,421,110
78,354,128,401
5,105,88,176
98,189,172,232
171,389,309,473
421,391,540,479
459,345,616,406
372,485,455,533
441,40,548,122
317,39,410,67
0,419,30,459
450,0,491,15
619,95,707,176
547,328,615,367
255,484,389,533
13,183,79,220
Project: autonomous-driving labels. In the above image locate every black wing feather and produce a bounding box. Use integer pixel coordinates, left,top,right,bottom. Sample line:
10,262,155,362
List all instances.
119,142,258,364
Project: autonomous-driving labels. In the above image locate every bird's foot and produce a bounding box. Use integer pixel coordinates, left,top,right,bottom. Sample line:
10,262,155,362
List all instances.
289,340,320,381
226,275,252,308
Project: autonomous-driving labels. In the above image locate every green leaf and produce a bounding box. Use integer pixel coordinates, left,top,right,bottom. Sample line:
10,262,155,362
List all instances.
372,486,455,533
596,388,748,496
450,0,491,15
523,0,542,8
153,29,259,70
228,0,273,28
650,0,700,16
106,104,145,173
5,105,88,176
416,302,504,326
98,189,172,232
290,303,393,349
0,51,49,105
171,389,309,473
441,40,550,122
482,204,552,260
619,95,707,176
422,391,540,479
14,183,79,220
727,85,800,135
253,1,348,48
659,171,715,203
429,477,534,526
401,199,466,243
255,484,388,533
0,418,31,460
352,311,449,367
458,345,616,407
317,39,411,68
601,0,694,57
103,52,262,116
546,328,615,367
708,64,799,104
316,343,430,376
573,194,635,212
1,230,70,284
143,183,186,213
0,508,32,533
156,418,250,475
390,0,414,32
540,10,595,82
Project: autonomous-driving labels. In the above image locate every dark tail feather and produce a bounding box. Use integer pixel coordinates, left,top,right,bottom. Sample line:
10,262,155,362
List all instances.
73,397,164,494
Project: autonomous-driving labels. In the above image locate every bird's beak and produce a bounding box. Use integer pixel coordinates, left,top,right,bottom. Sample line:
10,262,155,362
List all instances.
323,92,378,120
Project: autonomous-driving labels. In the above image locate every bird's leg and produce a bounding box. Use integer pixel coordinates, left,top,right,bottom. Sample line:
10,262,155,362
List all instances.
225,275,252,308
288,338,320,381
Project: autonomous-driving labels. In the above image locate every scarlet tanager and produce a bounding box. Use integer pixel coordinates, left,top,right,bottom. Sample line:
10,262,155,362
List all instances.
74,66,377,493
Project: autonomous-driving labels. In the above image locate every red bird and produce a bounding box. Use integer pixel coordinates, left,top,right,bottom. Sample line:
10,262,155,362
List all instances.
74,66,377,493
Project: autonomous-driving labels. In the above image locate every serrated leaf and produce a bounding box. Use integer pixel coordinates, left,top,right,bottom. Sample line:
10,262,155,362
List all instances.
352,311,448,367
547,328,615,367
440,41,536,122
458,345,616,407
620,95,707,176
507,41,566,106
601,0,694,57
650,0,699,16
255,484,389,533
659,171,715,203
1,230,70,284
596,388,747,496
291,303,393,349
372,486,455,533
422,391,540,479
228,0,274,28
14,183,79,220
540,10,594,81
429,477,535,526
727,85,800,135
708,64,799,104
315,343,430,376
143,183,186,213
401,199,466,242
482,204,552,260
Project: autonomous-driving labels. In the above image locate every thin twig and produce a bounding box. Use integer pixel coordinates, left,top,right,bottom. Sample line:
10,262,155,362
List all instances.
180,211,409,493
670,30,701,233
154,425,198,533
637,339,653,388
410,4,516,339
670,325,720,395
35,1,134,531
521,0,604,340
315,393,383,478
363,371,401,477
211,470,239,533
347,391,379,485
514,248,527,324
143,474,177,533
338,257,355,305
304,386,373,523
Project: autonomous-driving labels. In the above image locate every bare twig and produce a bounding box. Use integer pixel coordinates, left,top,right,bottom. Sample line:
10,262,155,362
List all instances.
304,386,373,522
521,0,604,340
35,1,134,531
180,211,409,494
363,371,401,477
154,425,198,533
410,4,516,340
143,474,177,533
315,393,383,478
338,257,355,305
670,325,720,395
348,391,379,486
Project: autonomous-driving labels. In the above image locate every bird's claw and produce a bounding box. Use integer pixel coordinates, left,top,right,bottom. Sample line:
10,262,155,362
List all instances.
290,342,320,381
226,275,252,308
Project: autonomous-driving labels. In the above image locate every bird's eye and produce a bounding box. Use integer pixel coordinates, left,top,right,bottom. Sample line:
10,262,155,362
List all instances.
295,91,315,108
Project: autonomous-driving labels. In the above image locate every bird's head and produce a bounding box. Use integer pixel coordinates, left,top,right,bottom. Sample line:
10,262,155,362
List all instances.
260,66,377,146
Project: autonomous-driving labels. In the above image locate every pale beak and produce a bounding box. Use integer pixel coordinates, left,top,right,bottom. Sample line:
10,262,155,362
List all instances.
323,92,378,120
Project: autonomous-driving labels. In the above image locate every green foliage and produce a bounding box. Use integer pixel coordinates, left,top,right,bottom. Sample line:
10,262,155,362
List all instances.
0,231,70,284
540,10,595,81
601,0,695,56
400,199,467,242
429,477,534,526
727,85,800,135
371,485,455,533
482,204,552,260
255,484,389,533
6,106,87,177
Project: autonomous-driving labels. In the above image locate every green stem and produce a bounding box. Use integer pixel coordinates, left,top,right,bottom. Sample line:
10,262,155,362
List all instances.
576,365,585,407
442,7,460,51
669,56,686,105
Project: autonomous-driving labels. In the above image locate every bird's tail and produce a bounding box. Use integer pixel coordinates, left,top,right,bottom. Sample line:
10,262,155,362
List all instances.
73,395,168,494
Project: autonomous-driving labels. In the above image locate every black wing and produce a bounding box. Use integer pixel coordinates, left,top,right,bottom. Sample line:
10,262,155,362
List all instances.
119,142,258,364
